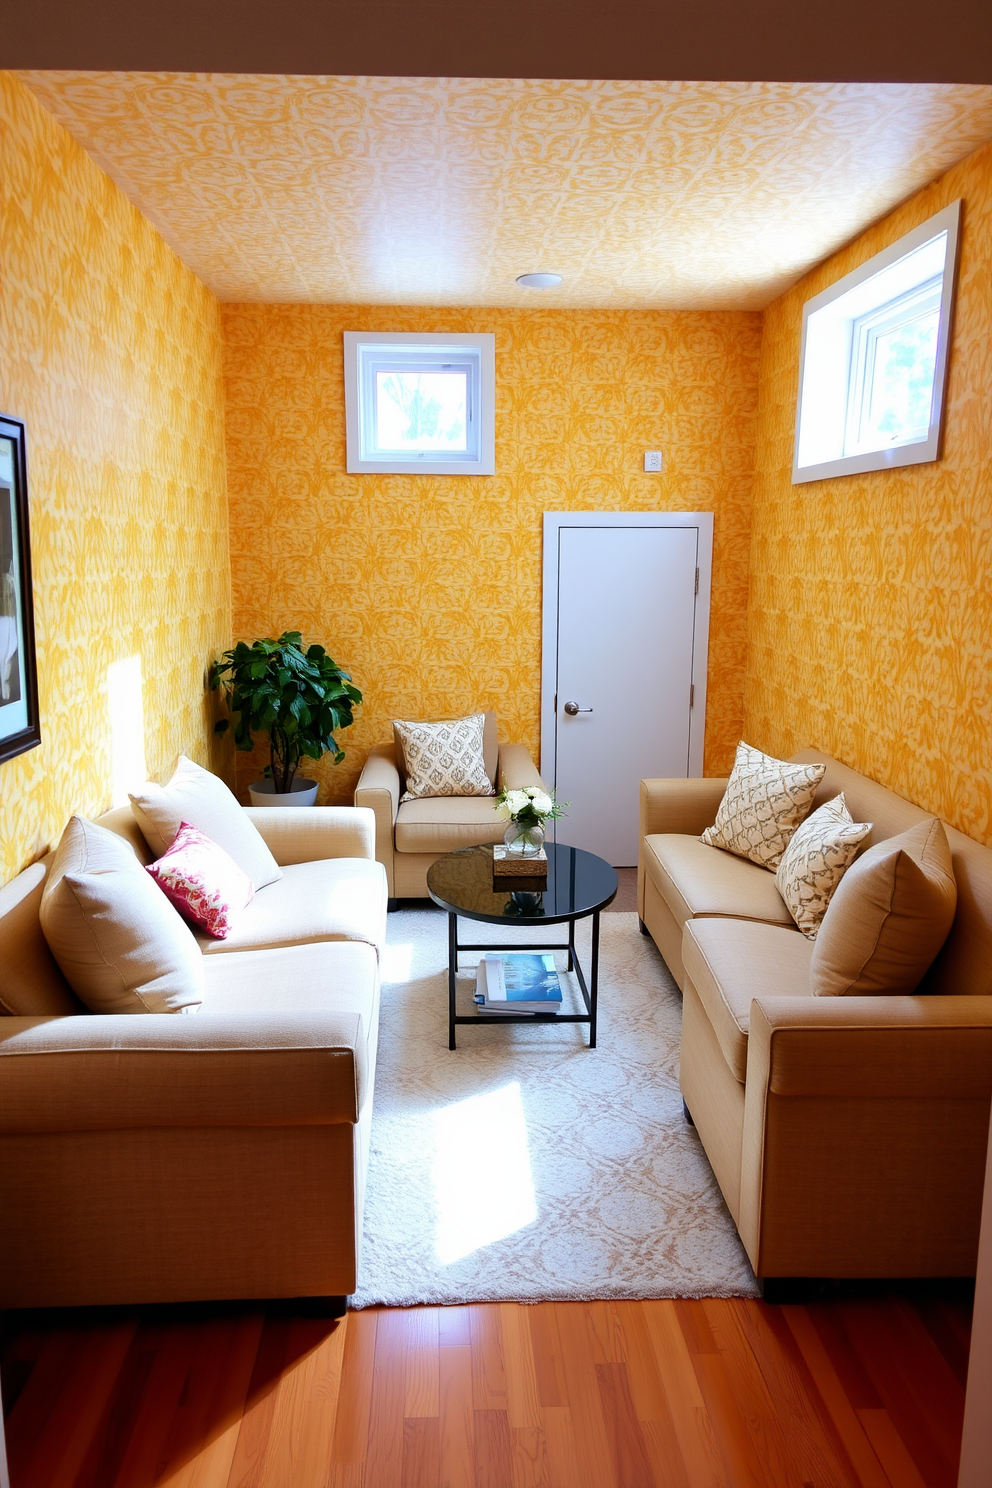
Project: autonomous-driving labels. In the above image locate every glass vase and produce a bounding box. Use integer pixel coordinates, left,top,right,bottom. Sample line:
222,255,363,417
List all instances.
504,819,546,857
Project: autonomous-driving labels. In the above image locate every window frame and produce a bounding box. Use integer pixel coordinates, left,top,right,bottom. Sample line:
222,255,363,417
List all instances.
344,332,496,475
792,200,961,486
844,274,943,456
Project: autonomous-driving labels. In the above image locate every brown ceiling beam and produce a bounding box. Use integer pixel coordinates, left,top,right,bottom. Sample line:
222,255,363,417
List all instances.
4,0,992,83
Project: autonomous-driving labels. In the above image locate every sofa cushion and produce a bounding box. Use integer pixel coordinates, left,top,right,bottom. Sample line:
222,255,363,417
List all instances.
0,862,86,1016
394,714,493,801
94,805,156,864
812,819,957,997
642,833,795,929
774,792,872,941
201,940,380,1119
40,817,204,1015
393,709,498,792
701,742,826,869
198,857,387,957
395,796,507,854
130,756,282,890
146,822,255,939
791,748,992,998
682,918,814,1083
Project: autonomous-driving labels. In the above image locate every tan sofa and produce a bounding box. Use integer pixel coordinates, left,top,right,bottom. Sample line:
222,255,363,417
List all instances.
639,749,992,1287
0,803,386,1312
354,718,545,900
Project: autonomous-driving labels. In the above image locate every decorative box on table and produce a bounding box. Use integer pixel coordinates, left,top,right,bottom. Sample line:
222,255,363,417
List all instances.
492,844,548,893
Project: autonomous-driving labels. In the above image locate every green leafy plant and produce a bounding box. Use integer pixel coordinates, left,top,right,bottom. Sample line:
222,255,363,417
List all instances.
210,632,362,795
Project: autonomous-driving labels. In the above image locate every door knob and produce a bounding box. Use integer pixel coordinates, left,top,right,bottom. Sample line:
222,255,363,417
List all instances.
563,701,593,715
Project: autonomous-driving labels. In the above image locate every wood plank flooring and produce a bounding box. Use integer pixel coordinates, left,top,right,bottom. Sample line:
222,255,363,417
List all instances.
1,1289,971,1487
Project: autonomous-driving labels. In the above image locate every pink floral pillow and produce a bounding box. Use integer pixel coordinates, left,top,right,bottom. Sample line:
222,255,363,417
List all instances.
146,821,254,939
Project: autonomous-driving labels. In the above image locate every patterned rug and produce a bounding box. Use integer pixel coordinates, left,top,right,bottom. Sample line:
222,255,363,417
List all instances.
352,907,759,1306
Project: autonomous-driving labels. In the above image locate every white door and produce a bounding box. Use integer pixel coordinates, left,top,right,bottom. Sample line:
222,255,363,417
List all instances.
541,513,712,866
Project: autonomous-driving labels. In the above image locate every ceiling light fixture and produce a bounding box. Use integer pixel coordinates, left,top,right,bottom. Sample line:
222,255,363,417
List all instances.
516,272,563,289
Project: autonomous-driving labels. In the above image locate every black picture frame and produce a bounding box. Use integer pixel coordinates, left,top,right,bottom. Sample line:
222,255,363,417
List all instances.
0,415,41,765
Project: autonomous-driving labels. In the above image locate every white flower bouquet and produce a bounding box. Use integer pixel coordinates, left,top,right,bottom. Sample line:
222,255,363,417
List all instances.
494,784,566,826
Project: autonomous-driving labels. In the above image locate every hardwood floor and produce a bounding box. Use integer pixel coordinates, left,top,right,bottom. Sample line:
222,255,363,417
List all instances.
1,1288,971,1487
605,868,638,914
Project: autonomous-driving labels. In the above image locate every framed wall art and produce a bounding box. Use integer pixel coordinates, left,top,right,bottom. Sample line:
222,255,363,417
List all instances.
0,415,41,765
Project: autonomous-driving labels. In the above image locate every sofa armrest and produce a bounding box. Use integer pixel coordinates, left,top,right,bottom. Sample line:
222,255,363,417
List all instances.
0,1011,371,1133
243,806,375,865
737,993,992,1276
354,745,400,896
747,995,992,1100
497,742,546,792
639,777,728,838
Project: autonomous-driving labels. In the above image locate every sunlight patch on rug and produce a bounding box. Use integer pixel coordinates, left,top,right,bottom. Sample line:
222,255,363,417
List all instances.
433,1082,537,1264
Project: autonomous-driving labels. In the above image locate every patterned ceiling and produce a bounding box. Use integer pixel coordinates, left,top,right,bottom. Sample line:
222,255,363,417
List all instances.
17,73,992,309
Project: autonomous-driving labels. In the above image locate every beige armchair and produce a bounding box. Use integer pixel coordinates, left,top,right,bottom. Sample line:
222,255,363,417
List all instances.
354,723,545,902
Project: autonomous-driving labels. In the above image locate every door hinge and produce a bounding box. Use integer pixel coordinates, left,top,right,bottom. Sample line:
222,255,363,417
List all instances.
694,567,699,596
690,684,695,708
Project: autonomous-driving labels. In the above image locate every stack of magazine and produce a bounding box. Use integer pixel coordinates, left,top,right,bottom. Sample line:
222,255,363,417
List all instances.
474,952,563,1016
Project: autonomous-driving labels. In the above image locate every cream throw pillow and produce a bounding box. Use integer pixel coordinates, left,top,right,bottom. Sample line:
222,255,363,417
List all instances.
811,818,957,996
40,817,204,1014
774,793,872,941
130,755,282,890
701,742,826,869
393,714,493,802
393,709,499,791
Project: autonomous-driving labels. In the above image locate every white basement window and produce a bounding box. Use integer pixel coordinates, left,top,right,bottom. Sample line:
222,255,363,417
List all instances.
792,200,961,485
344,332,495,475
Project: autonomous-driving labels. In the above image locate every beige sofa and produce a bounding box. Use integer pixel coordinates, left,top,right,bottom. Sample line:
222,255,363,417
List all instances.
354,716,545,900
0,804,386,1312
639,749,992,1288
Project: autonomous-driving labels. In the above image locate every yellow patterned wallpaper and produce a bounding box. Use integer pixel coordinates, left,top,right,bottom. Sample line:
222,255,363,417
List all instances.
744,139,992,846
17,73,992,311
0,73,232,886
222,303,762,803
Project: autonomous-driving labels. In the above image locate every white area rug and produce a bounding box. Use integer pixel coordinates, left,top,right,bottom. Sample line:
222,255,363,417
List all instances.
352,908,759,1307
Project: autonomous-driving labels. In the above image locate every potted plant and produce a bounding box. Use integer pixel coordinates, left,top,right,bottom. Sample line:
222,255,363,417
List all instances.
210,632,362,806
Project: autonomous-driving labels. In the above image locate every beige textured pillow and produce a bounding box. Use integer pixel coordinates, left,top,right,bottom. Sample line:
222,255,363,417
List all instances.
393,714,494,801
774,793,872,941
701,742,826,869
40,817,204,1014
130,755,282,890
393,709,498,790
812,818,957,996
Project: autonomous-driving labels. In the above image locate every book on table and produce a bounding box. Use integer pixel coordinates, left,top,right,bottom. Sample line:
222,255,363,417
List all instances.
474,953,563,1015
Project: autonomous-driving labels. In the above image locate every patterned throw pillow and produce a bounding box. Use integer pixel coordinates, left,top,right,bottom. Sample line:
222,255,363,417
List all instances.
701,741,826,869
146,821,255,939
394,714,494,802
774,793,872,940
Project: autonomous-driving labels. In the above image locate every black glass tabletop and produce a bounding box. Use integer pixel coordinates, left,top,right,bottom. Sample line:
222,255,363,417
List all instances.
426,842,618,925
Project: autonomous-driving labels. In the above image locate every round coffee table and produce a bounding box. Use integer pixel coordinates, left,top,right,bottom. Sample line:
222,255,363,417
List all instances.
426,842,618,1049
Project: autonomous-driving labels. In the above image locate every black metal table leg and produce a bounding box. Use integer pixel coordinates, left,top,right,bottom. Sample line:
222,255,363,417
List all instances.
448,911,458,1049
590,909,601,1048
567,918,575,972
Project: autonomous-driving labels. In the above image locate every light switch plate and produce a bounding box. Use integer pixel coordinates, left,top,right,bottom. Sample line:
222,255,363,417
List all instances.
643,450,663,472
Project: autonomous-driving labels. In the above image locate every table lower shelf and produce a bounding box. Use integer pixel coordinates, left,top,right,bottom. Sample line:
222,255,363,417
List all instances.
453,1012,592,1025
446,911,601,1050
